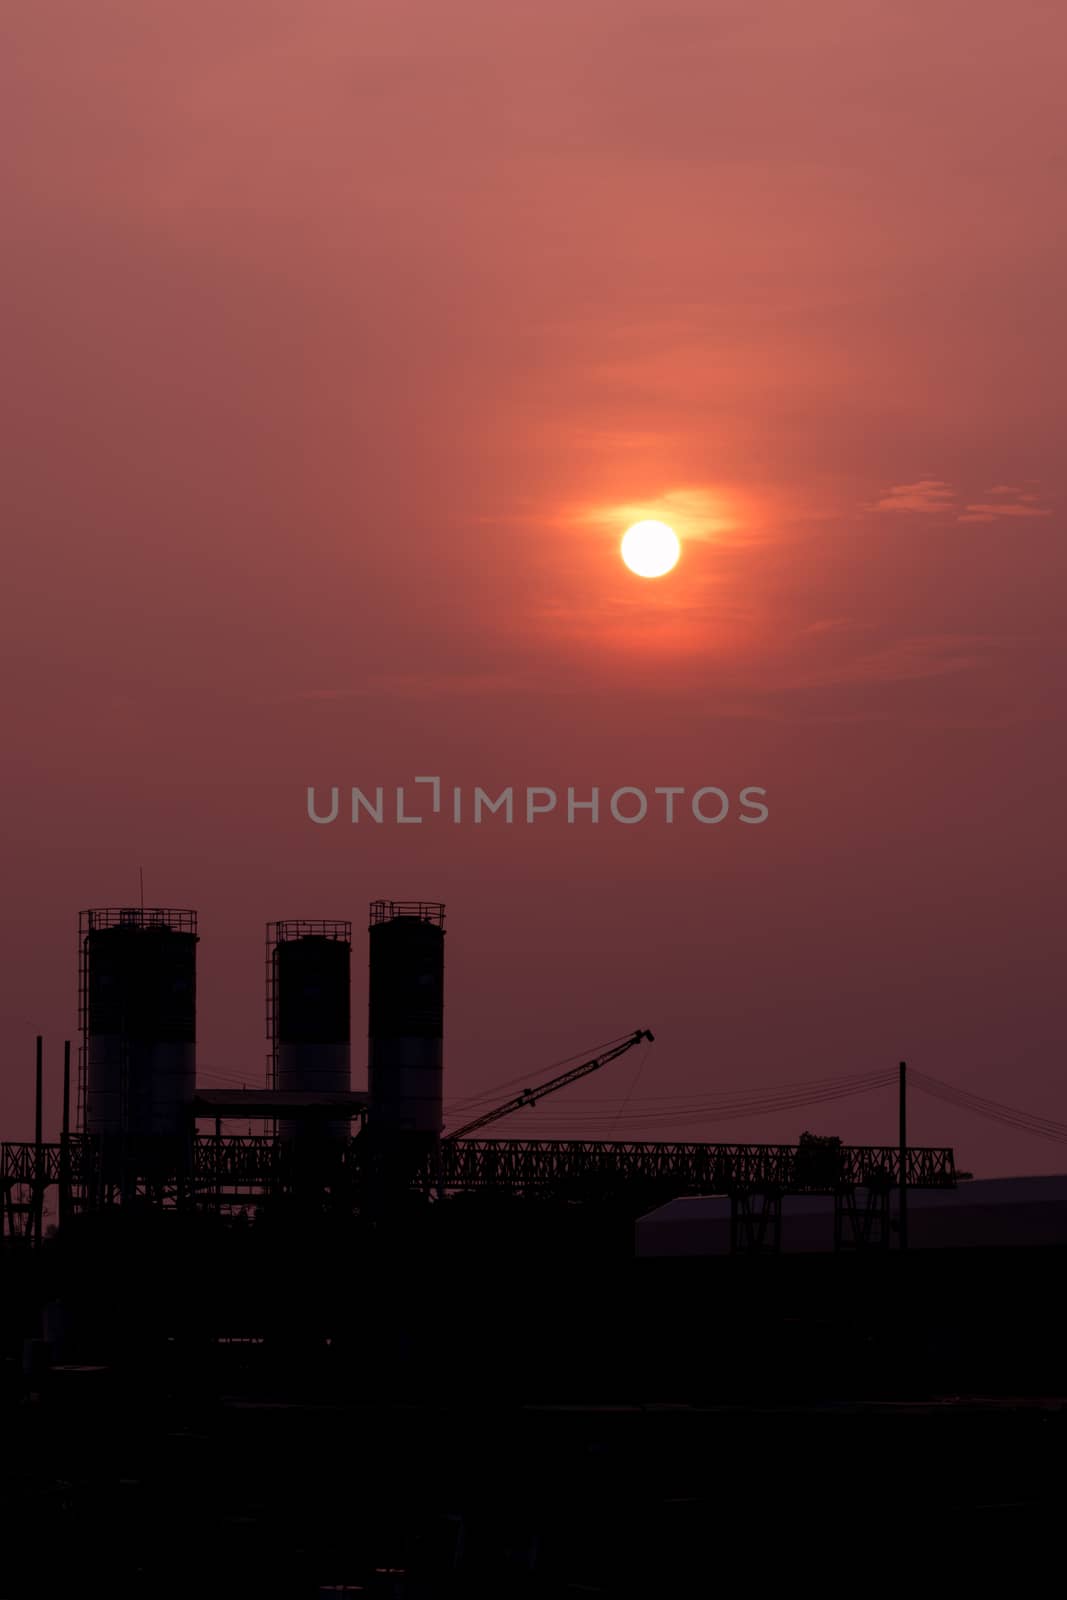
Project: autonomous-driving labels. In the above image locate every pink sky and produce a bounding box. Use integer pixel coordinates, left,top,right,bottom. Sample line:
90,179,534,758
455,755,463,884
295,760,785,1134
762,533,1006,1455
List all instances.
2,1,1065,1175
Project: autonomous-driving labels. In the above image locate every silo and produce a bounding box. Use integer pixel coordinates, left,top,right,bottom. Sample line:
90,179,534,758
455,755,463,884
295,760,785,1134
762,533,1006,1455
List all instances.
268,920,352,1140
79,907,198,1138
367,901,445,1139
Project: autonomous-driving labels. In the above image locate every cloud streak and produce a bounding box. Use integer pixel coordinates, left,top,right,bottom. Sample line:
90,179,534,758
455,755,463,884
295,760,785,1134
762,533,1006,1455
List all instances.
571,485,744,543
874,480,1052,524
874,479,955,513
958,487,1052,524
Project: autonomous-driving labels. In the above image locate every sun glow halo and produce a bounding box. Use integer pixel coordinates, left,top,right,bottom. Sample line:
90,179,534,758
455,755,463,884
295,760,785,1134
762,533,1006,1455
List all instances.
620,520,681,578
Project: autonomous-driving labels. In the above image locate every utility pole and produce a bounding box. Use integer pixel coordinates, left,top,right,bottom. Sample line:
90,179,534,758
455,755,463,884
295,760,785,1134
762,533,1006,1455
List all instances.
34,1036,44,1247
60,1040,71,1227
898,1060,908,1251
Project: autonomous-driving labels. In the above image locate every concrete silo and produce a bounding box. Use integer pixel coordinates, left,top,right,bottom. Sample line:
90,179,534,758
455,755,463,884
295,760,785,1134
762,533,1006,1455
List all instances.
267,920,352,1140
367,901,445,1141
79,907,198,1139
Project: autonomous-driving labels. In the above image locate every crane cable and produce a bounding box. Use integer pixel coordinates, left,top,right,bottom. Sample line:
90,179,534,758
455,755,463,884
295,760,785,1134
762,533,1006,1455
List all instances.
443,1032,646,1119
607,1036,655,1138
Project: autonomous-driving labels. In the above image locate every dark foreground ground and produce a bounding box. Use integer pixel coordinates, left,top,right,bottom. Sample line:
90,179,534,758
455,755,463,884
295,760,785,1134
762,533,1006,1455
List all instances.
2,1219,1066,1595
4,1386,1066,1596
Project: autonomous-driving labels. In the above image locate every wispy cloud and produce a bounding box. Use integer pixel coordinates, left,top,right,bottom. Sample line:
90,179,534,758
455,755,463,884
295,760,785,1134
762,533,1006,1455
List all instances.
958,486,1052,524
796,618,861,638
781,632,1007,692
832,634,991,685
873,479,955,513
873,479,1053,526
284,672,533,702
571,484,742,543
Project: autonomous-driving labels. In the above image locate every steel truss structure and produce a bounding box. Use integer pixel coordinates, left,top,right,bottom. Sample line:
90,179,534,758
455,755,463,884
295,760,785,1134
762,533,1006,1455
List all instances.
431,1138,957,1194
0,1135,958,1248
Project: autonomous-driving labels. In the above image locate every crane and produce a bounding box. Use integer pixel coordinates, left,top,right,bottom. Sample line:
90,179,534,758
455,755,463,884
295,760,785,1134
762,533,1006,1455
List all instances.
444,1028,654,1141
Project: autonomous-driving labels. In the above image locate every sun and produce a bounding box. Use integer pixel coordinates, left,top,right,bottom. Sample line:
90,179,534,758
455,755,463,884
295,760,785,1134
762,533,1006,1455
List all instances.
621,520,681,578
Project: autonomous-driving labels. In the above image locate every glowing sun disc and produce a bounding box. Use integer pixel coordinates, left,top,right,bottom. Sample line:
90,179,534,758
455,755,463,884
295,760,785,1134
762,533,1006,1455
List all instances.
621,520,681,578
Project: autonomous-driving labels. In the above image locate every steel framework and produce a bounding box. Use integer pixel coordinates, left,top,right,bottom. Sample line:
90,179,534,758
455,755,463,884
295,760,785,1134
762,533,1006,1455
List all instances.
368,901,446,926
431,1138,958,1194
0,1134,959,1243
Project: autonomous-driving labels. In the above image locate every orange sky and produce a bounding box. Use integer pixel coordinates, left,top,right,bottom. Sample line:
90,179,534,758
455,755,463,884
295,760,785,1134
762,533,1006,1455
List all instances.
2,1,1065,1175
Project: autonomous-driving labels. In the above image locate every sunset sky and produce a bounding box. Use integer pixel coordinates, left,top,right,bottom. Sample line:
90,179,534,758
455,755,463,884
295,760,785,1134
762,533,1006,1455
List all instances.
2,1,1065,1175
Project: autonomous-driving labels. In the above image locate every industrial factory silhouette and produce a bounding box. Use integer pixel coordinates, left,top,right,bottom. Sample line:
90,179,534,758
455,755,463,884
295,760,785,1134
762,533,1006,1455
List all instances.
4,899,963,1242
4,900,1067,1594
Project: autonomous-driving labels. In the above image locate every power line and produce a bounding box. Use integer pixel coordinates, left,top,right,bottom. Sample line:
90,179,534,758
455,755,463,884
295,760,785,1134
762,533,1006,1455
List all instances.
474,1072,899,1134
911,1071,1067,1146
443,1032,648,1118
444,1065,895,1123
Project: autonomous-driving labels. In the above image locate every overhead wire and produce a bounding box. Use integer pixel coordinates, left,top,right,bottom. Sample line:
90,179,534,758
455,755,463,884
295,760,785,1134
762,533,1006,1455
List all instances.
444,1063,895,1122
497,1068,1067,1147
512,1074,898,1132
443,1032,644,1118
195,1066,261,1086
911,1071,1067,1146
450,1068,899,1137
199,1051,1067,1150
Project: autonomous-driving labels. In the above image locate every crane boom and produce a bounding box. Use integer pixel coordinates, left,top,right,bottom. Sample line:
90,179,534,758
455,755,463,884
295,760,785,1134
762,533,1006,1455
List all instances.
444,1028,654,1141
